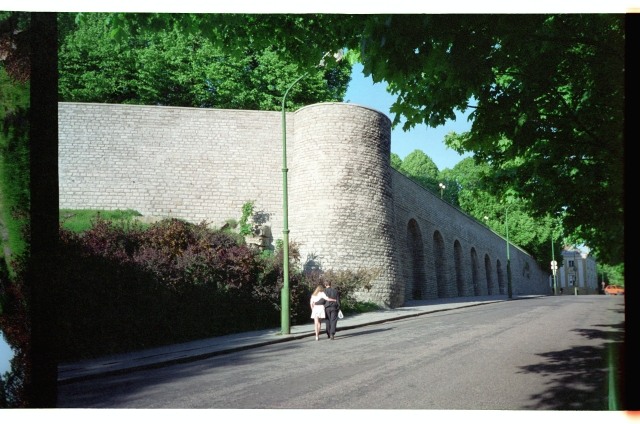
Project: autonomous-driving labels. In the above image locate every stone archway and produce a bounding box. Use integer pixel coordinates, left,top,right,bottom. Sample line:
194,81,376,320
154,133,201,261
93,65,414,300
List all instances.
433,230,447,298
485,254,494,295
406,219,426,300
454,240,465,297
497,259,505,295
471,247,481,296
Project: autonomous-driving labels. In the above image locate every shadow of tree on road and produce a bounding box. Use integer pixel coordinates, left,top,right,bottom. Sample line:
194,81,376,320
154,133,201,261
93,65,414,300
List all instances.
517,324,624,410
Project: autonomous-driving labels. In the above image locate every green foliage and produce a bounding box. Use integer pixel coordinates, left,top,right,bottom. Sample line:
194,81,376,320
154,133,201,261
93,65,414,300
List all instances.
598,262,624,287
59,209,143,233
0,67,30,274
57,217,279,360
275,239,284,251
303,267,382,312
341,301,380,315
238,200,255,236
0,63,30,407
59,13,352,111
393,149,460,205
390,152,402,171
399,149,439,180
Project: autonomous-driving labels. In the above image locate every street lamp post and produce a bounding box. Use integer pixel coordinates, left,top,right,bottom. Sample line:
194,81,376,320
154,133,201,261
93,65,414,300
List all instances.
280,50,343,335
505,204,514,299
439,183,446,199
551,237,558,295
280,72,309,335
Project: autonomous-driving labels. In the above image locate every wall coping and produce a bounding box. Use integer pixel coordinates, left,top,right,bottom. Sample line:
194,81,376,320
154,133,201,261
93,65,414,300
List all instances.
294,102,392,126
58,102,288,116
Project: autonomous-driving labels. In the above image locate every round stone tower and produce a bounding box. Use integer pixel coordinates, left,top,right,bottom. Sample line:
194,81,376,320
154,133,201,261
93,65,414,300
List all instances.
288,103,401,307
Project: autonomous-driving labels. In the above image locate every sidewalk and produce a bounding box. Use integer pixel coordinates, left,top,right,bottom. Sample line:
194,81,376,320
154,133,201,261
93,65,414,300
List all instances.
57,294,545,384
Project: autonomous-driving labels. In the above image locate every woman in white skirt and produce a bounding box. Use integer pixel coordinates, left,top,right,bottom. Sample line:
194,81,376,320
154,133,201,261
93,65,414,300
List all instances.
310,284,337,340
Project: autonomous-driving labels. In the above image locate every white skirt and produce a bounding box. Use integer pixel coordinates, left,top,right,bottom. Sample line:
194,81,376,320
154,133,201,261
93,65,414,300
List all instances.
311,305,326,319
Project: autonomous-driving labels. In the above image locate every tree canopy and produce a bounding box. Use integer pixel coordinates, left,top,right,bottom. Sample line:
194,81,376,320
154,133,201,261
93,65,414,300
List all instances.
90,13,624,264
59,13,352,110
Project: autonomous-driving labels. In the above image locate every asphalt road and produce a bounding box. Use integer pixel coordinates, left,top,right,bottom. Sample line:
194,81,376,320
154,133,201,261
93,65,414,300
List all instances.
57,295,625,409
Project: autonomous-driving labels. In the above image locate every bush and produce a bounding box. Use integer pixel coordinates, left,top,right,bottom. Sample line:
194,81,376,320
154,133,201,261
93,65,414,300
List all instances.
302,267,382,313
55,216,381,361
56,217,322,361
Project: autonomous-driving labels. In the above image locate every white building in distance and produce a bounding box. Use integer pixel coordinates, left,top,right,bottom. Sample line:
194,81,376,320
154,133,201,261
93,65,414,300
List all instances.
556,246,598,294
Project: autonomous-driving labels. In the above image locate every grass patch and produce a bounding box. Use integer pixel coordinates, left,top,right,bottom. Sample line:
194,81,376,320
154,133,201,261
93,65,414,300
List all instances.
342,301,381,315
59,209,143,232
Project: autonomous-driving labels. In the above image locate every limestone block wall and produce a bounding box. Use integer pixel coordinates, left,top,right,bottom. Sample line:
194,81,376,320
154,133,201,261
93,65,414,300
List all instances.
392,169,550,301
59,103,291,239
289,103,400,307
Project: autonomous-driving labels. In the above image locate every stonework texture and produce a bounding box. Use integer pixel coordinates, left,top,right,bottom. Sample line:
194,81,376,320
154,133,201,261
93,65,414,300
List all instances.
59,102,551,308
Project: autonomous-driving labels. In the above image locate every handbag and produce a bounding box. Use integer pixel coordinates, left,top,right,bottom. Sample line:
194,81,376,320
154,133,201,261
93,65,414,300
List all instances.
338,310,344,319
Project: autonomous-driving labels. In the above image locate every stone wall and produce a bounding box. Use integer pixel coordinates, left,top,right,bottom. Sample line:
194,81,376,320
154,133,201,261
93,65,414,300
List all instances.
59,102,289,236
58,101,551,307
392,170,549,302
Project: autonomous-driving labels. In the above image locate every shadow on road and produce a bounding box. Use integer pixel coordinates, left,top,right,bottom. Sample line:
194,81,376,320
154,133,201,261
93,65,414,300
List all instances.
518,323,625,410
334,327,394,340
57,335,314,407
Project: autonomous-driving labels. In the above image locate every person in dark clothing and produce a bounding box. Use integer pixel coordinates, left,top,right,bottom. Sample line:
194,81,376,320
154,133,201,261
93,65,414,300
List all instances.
323,281,340,340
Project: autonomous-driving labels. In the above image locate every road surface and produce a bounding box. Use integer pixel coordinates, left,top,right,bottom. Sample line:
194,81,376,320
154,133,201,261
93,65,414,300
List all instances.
57,295,624,409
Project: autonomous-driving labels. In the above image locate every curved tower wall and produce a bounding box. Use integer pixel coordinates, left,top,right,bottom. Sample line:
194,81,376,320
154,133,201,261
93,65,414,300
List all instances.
289,103,401,307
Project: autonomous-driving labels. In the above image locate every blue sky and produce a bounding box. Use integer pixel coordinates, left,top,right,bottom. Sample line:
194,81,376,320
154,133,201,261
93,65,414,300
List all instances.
344,64,473,172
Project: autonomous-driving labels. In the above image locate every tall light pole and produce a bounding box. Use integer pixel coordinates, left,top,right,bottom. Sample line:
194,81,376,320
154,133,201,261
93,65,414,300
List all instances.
551,236,558,295
280,72,309,335
280,50,343,335
439,183,446,199
505,203,514,299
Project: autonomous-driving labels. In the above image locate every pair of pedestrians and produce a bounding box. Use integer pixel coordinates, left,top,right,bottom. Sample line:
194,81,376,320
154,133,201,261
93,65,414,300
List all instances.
309,282,340,341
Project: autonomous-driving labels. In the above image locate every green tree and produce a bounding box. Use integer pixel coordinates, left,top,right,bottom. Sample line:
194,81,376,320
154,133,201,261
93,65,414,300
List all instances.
59,13,352,110
598,262,624,288
399,149,439,180
390,152,402,171
444,157,561,270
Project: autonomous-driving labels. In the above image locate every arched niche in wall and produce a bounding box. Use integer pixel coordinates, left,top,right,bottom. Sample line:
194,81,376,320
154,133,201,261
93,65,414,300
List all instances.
406,219,426,300
497,259,505,295
484,253,494,295
470,247,481,296
433,230,447,298
453,240,465,297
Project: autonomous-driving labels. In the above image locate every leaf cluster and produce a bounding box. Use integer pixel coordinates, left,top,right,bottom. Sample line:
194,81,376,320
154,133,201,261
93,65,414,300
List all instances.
59,13,352,111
